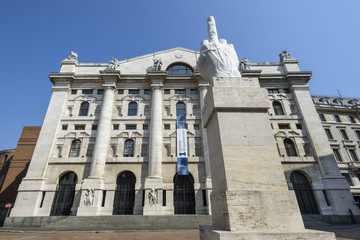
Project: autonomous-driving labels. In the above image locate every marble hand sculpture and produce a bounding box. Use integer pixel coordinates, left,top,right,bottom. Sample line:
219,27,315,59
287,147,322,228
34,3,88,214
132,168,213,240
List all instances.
197,16,241,81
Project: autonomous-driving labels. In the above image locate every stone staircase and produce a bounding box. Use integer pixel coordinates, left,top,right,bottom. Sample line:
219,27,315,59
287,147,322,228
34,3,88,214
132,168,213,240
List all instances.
4,215,212,230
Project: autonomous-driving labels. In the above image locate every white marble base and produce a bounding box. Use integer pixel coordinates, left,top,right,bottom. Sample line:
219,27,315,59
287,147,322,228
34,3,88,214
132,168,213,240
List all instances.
200,225,336,240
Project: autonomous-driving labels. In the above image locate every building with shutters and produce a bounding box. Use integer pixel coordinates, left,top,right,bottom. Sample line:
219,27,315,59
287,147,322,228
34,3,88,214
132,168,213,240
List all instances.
9,48,360,220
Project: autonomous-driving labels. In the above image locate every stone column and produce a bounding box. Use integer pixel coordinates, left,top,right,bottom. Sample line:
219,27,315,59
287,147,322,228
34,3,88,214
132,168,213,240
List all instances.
291,82,360,215
11,78,72,217
89,84,116,178
198,82,212,214
143,71,166,215
148,85,163,178
78,71,118,216
200,76,335,240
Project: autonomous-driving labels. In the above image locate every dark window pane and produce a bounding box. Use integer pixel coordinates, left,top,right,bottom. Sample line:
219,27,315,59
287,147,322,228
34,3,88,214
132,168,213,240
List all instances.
79,102,89,116
349,150,359,162
71,90,77,94
176,102,186,116
325,129,333,139
129,89,139,94
340,129,349,140
268,89,279,94
124,140,135,157
333,149,342,162
167,64,193,75
128,102,138,116
273,101,284,115
82,89,93,94
349,116,356,123
164,89,170,94
118,89,124,94
190,89,197,94
175,89,186,94
144,89,151,94
319,114,326,121
143,125,148,130
69,140,81,157
126,125,137,130
334,115,341,122
284,139,297,156
97,89,104,94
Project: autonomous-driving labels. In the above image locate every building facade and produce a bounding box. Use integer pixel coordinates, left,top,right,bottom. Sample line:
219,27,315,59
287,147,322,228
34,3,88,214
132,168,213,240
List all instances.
10,48,359,218
313,96,360,205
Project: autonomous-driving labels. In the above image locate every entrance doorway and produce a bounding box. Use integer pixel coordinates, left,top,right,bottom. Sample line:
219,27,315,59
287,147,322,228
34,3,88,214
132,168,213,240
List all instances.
113,171,136,215
290,171,319,214
50,172,77,216
173,173,195,214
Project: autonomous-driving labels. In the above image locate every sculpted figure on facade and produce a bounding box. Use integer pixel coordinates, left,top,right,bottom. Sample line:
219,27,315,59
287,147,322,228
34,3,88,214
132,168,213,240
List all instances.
64,51,78,61
148,188,158,206
197,16,241,81
84,189,94,207
279,50,294,61
153,58,163,71
108,58,120,71
240,57,251,71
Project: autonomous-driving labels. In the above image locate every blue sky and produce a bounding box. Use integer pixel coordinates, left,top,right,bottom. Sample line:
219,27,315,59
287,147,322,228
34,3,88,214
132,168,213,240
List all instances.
1,0,359,150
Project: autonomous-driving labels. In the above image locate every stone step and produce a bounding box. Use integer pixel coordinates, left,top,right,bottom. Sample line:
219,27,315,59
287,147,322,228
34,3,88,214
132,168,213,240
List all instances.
4,215,213,230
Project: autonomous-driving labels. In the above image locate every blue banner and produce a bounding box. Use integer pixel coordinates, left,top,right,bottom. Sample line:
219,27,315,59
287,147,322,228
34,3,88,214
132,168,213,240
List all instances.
177,115,188,175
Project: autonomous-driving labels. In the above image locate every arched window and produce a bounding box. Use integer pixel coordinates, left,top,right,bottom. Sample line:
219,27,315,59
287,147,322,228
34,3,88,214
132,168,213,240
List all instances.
167,63,193,75
79,102,89,116
290,171,319,214
124,139,135,157
273,101,284,115
284,139,297,156
50,171,77,216
113,171,136,215
176,102,186,116
128,102,138,116
173,173,195,214
69,140,81,157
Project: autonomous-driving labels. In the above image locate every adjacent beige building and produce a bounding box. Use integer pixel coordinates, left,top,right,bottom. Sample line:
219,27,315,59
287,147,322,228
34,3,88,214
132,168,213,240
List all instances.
9,48,359,221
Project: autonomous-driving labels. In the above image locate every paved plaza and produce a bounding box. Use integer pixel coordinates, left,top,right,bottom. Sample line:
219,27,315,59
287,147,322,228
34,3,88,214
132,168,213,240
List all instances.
1,225,360,240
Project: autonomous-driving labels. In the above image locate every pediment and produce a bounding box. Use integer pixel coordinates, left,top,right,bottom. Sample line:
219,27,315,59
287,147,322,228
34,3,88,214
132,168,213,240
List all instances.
169,95,191,101
117,47,199,75
64,131,90,139
119,95,145,102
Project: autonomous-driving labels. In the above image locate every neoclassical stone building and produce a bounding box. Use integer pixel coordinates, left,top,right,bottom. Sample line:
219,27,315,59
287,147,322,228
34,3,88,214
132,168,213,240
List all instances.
313,96,360,205
10,47,359,219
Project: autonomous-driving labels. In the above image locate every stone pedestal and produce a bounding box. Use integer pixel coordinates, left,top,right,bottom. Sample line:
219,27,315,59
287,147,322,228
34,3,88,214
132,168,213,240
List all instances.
143,177,163,215
76,178,104,216
200,77,334,239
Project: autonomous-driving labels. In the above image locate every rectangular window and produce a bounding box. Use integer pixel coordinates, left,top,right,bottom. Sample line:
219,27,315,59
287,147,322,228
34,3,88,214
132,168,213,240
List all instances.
278,124,290,129
97,89,104,94
143,125,149,130
342,173,353,186
296,124,302,129
71,90,77,94
118,89,124,94
75,125,85,130
333,149,342,162
62,125,68,130
334,115,341,122
175,89,186,94
349,150,359,162
163,190,166,206
268,89,279,94
92,125,97,130
82,89,93,94
283,89,290,93
113,124,119,130
202,190,208,206
164,89,170,94
325,129,333,139
190,89,197,94
349,116,356,123
356,130,360,140
340,129,349,140
144,89,151,94
164,124,170,130
129,89,140,94
319,114,326,121
126,124,137,130
194,125,200,130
